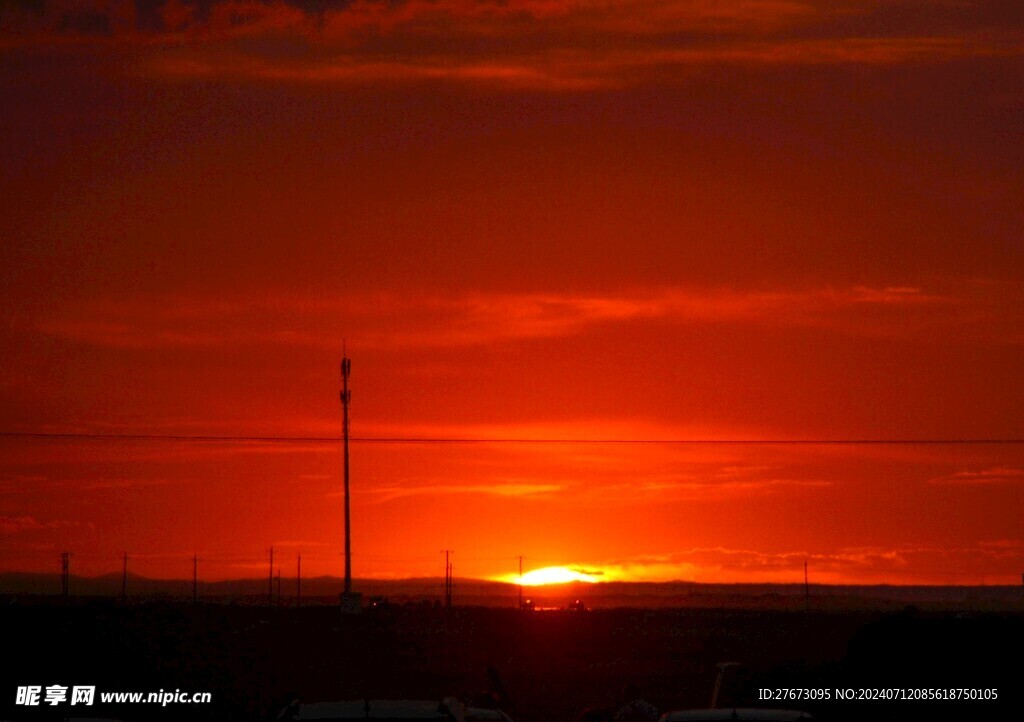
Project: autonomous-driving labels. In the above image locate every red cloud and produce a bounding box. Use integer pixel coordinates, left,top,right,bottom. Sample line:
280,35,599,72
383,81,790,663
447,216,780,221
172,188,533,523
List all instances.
928,467,1024,485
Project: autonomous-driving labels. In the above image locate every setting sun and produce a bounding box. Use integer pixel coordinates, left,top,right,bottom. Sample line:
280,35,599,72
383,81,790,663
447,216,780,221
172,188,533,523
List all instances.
501,566,605,586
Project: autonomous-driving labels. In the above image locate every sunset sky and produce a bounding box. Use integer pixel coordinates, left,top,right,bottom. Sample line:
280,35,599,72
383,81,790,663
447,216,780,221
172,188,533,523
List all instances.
1,0,1022,586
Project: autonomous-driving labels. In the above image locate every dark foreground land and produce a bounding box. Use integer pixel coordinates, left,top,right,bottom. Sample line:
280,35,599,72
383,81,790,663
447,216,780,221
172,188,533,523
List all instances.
3,601,1023,721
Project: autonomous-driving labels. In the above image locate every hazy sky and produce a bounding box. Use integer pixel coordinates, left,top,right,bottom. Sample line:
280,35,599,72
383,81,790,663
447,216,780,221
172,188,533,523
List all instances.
2,0,1022,585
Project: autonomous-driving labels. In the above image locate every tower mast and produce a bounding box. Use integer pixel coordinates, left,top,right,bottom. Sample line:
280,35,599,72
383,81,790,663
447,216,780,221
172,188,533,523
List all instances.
341,351,352,595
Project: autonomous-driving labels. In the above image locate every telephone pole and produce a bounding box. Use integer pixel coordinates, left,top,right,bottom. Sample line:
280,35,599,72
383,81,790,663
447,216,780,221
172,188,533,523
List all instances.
60,552,70,599
804,560,809,613
268,546,275,603
442,550,453,609
341,353,353,596
517,555,524,609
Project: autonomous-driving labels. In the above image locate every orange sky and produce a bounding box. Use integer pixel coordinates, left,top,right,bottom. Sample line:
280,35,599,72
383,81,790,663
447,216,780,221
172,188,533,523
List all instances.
1,1,1023,586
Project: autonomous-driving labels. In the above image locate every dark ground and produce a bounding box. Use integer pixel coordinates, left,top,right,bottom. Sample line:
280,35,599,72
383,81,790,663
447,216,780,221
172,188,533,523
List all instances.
3,600,1022,721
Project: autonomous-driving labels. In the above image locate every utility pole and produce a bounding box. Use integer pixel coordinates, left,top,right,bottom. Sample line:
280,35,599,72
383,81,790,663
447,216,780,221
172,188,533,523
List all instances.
517,555,524,610
192,554,198,605
268,546,274,604
60,552,70,600
297,554,301,608
121,552,128,603
804,560,809,614
442,550,453,609
341,352,352,596
276,570,281,605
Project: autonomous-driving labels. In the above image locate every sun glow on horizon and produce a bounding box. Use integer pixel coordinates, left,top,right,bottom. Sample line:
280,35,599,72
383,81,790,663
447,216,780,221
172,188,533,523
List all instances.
498,566,605,586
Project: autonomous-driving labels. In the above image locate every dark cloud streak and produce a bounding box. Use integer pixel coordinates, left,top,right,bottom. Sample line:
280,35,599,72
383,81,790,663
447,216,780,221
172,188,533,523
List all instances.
3,2,1021,90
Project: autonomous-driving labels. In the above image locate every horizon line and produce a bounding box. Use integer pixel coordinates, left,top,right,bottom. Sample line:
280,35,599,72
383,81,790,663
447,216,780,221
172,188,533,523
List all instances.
2,570,1020,589
3,432,1024,445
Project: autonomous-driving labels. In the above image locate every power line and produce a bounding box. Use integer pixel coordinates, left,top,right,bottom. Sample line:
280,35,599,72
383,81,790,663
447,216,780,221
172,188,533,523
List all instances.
2,432,1022,445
